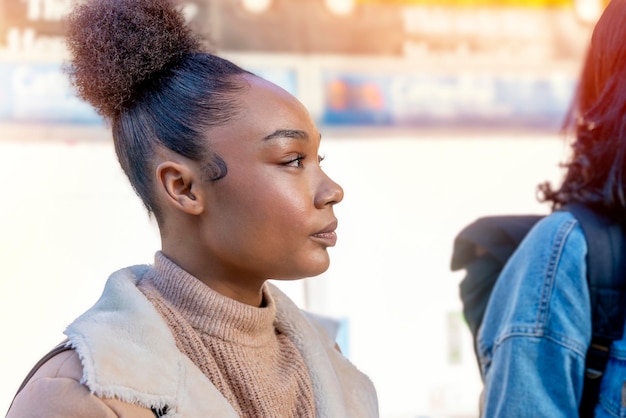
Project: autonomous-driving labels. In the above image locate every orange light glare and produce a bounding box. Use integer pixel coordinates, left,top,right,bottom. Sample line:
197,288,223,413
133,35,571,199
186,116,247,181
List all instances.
325,0,356,15
573,0,602,23
241,0,272,13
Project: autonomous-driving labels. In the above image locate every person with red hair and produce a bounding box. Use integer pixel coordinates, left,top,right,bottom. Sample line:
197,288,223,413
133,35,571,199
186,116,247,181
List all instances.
478,1,626,416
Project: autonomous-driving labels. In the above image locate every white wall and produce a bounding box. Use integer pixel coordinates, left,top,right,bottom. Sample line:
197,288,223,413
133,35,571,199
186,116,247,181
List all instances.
0,124,569,417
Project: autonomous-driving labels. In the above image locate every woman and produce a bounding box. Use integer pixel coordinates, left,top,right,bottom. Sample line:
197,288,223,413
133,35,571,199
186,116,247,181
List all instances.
6,0,378,416
478,1,626,416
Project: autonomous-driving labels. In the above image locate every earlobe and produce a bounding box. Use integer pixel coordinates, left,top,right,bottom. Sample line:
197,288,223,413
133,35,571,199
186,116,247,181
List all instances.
156,161,204,215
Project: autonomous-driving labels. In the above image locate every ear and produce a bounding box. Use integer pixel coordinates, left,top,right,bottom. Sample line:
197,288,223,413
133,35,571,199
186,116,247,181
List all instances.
155,161,204,215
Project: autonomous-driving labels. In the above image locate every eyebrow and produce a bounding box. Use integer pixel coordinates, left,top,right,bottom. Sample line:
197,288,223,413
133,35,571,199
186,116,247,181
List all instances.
262,129,309,141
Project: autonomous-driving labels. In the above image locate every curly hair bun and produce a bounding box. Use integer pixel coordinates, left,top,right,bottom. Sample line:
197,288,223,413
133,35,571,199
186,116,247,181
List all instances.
65,0,202,118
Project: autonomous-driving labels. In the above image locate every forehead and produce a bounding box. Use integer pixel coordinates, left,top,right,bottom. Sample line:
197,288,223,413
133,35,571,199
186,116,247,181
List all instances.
208,73,319,149
238,74,313,127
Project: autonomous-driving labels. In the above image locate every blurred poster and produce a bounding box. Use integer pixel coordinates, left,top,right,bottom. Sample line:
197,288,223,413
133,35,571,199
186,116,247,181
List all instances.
322,70,575,129
1,0,605,55
0,0,602,129
0,0,404,55
323,73,392,125
1,0,69,40
0,63,101,124
214,0,404,55
0,63,295,125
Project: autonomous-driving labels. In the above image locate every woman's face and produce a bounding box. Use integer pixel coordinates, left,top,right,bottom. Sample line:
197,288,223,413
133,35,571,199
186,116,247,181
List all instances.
192,74,343,294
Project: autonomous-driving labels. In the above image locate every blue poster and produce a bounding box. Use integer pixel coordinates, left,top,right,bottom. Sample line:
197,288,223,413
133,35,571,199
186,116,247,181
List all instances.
321,70,576,130
0,62,102,124
322,73,392,126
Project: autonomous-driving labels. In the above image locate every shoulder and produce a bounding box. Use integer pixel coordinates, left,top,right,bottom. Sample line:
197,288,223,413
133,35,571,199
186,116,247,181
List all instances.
511,210,588,283
517,210,586,262
497,209,587,299
528,210,581,239
7,349,154,418
479,209,591,354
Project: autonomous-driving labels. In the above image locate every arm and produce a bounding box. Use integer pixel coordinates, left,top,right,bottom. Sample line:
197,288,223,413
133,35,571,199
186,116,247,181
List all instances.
478,212,591,417
482,335,586,417
7,350,154,418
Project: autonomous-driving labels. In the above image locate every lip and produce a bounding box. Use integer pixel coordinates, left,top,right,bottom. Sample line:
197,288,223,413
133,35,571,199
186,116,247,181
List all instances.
311,220,338,247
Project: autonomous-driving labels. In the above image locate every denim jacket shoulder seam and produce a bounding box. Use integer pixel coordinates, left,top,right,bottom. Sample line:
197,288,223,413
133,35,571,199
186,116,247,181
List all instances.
535,217,578,329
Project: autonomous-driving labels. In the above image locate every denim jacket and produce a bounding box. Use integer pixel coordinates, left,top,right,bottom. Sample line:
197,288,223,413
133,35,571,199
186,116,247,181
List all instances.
478,210,626,417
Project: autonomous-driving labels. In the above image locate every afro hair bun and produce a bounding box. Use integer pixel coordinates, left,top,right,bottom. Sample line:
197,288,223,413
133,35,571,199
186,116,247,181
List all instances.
65,0,203,119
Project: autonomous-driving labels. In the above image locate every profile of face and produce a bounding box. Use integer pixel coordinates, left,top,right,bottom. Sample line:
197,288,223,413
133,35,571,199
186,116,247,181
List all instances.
159,73,344,299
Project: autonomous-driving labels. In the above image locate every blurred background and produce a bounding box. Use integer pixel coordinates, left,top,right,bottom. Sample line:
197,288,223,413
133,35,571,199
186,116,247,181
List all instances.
0,0,608,417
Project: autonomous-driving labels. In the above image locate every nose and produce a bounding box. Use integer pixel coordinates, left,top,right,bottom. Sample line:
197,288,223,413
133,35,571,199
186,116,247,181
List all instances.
315,171,344,209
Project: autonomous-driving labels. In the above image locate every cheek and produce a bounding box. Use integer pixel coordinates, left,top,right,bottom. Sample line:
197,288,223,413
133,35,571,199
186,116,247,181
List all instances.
265,182,311,222
214,168,314,234
241,174,310,213
252,190,309,232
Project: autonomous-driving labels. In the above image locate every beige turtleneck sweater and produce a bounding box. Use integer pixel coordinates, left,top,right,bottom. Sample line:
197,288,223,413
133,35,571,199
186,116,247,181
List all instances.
136,252,315,418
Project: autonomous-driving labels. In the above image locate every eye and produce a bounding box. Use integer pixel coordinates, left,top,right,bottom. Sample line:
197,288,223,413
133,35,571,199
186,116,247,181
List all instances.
318,154,326,166
285,154,305,168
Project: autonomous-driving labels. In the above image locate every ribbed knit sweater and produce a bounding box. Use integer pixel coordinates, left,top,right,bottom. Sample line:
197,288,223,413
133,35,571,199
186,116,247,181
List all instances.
136,252,316,418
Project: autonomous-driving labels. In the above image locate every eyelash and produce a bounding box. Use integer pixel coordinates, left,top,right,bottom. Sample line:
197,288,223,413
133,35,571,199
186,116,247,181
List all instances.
285,154,325,168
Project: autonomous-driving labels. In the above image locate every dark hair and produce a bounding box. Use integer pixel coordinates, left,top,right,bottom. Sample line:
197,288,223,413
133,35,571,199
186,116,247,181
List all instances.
539,0,626,222
65,0,249,220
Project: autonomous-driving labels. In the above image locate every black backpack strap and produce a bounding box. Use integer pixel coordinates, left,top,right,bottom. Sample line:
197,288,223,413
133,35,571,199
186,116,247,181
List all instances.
9,340,72,410
565,203,626,417
151,406,169,417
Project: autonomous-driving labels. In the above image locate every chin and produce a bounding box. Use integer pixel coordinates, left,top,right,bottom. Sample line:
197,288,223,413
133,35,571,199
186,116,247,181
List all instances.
304,262,331,279
273,260,331,281
306,255,331,277
269,251,331,280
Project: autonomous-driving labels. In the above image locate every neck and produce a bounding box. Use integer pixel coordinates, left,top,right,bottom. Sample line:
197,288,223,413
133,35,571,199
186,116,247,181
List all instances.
159,245,266,306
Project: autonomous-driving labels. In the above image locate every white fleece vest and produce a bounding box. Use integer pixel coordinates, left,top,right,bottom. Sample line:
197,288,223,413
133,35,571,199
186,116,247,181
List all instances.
64,266,378,417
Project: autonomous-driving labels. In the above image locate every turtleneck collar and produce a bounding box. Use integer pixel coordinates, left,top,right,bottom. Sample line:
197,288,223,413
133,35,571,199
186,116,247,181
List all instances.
144,251,277,347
